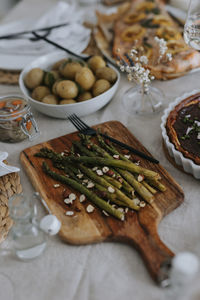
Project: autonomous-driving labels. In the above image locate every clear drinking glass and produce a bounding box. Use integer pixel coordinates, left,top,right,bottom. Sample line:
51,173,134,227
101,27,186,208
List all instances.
0,193,46,261
184,0,200,50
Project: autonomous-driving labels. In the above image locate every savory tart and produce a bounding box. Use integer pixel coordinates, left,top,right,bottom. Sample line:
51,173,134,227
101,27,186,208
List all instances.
95,0,200,80
166,93,200,165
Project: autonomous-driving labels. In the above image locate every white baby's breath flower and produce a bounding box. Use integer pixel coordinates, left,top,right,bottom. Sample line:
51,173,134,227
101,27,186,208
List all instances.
139,55,148,64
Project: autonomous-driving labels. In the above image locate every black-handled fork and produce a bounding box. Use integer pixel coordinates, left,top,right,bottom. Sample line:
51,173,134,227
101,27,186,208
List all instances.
31,32,92,61
68,114,159,164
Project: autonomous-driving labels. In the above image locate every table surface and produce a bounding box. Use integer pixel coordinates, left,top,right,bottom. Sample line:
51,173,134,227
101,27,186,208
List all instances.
0,1,200,300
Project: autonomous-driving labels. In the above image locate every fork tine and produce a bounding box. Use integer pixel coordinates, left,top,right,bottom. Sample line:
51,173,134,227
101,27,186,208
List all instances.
71,114,90,130
70,114,87,132
68,115,85,133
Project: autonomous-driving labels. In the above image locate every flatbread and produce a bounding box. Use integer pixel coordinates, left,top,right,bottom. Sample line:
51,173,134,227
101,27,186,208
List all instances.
95,0,200,80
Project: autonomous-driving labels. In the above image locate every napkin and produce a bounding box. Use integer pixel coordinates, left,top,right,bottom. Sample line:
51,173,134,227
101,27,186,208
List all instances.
0,1,91,56
170,0,190,11
0,152,20,177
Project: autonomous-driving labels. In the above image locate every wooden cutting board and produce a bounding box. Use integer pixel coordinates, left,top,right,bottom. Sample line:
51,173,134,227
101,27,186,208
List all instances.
20,121,184,283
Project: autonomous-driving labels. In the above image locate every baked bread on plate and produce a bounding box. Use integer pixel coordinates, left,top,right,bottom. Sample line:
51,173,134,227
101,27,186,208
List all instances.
95,0,200,80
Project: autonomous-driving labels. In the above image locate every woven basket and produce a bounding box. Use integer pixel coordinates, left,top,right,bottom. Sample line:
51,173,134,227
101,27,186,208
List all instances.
0,170,22,243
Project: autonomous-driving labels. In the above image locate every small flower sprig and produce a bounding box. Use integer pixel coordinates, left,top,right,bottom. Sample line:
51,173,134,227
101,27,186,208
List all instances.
117,48,154,94
154,36,172,63
117,36,172,93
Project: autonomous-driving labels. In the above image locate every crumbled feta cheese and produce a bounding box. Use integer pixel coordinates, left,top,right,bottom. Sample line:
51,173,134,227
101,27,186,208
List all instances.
102,210,109,216
64,198,72,205
86,204,94,213
135,161,140,166
53,184,60,188
79,194,86,203
92,167,98,171
186,127,193,135
77,173,84,179
125,207,129,213
96,169,103,176
87,182,95,188
197,132,200,140
194,120,200,127
69,193,76,201
140,201,146,208
133,198,140,206
117,207,124,213
82,179,89,184
124,154,131,159
102,166,109,173
137,174,144,182
108,186,115,193
65,211,74,216
113,154,120,159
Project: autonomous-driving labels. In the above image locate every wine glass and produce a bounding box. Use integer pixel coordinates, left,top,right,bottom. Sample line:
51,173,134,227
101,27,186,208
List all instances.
184,0,200,50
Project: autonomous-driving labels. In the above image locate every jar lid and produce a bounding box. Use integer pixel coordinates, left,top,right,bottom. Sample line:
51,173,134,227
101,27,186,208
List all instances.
0,95,31,121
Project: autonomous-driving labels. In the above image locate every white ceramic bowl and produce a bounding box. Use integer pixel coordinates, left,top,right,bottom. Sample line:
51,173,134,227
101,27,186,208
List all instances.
19,51,120,119
161,89,200,179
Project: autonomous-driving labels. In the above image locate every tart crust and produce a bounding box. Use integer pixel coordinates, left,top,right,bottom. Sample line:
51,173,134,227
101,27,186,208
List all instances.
166,93,200,165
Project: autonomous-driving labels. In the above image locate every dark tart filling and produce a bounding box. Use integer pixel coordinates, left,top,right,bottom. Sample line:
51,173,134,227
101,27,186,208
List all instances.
166,93,200,165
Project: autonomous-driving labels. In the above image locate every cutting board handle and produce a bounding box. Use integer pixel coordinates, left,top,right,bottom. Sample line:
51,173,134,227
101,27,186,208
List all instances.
116,221,174,284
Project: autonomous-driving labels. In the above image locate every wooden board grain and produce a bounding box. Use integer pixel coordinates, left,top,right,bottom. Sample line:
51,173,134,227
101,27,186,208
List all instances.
20,121,184,283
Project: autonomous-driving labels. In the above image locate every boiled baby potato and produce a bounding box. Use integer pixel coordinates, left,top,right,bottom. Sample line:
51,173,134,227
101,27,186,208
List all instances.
96,67,117,84
59,99,77,104
75,67,95,91
60,61,82,80
52,79,62,95
44,71,60,88
56,80,78,99
88,56,106,73
77,92,92,102
92,79,111,97
31,86,50,101
52,59,68,70
24,68,44,90
42,94,58,105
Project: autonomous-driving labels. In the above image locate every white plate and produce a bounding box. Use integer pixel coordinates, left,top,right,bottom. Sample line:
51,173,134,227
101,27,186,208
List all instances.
0,5,186,71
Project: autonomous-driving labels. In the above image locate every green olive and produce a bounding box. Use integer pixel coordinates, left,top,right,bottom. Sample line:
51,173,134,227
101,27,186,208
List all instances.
60,61,82,79
44,71,60,88
92,79,111,97
56,80,78,99
96,67,117,83
31,86,50,101
42,94,58,105
88,56,106,72
75,67,95,91
77,92,92,102
24,68,44,89
59,99,77,104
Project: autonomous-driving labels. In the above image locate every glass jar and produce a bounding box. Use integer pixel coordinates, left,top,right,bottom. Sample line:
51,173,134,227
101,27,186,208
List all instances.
0,95,40,143
7,193,47,261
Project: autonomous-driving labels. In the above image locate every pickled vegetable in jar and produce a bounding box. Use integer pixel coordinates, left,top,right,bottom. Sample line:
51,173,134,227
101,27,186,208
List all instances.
0,95,40,143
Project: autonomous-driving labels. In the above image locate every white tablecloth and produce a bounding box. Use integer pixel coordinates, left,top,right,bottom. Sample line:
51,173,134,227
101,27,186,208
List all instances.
0,1,200,300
